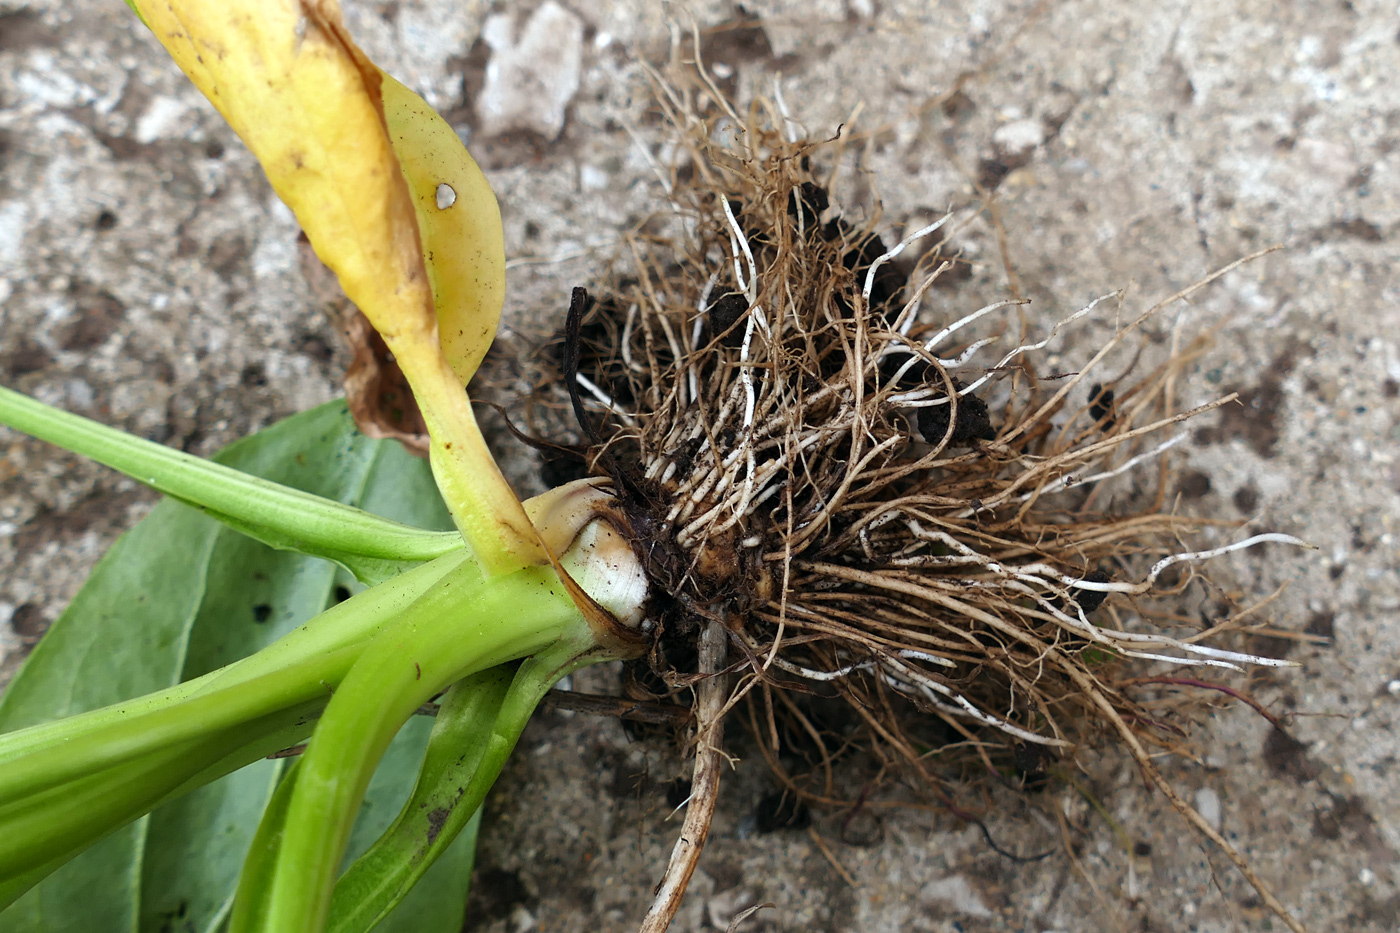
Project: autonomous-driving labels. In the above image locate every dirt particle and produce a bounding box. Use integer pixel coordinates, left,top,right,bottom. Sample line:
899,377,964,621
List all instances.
1221,379,1286,456
1330,217,1383,242
1162,56,1195,105
89,127,161,163
1,336,53,377
539,448,590,488
0,9,58,53
1305,611,1335,641
1088,383,1117,430
8,602,47,641
1310,793,1394,864
977,157,1014,191
1213,348,1297,457
1351,893,1400,928
95,209,118,231
1383,378,1398,398
1261,725,1319,783
840,809,883,847
707,292,750,349
917,391,996,446
12,488,150,560
239,362,266,388
701,9,775,72
1061,569,1111,616
664,777,692,809
1233,484,1260,514
1252,631,1295,661
208,234,249,283
425,806,449,844
1013,742,1056,792
1177,470,1212,499
467,867,532,922
927,252,974,290
58,283,125,352
940,89,976,121
786,180,829,233
295,331,335,364
977,127,1038,191
605,753,645,800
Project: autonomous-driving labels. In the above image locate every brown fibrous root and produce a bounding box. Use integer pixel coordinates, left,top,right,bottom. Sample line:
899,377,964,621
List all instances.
524,59,1310,933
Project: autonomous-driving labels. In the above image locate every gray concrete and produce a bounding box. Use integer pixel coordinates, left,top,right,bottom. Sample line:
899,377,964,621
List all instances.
1,1,1397,930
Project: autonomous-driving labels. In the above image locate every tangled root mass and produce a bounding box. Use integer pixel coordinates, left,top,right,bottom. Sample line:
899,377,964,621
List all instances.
528,81,1299,804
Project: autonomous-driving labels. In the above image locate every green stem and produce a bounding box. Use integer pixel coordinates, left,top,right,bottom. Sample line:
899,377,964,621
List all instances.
0,697,317,880
0,549,469,769
0,716,315,906
0,686,334,906
0,646,358,806
323,671,511,933
0,387,462,581
0,551,479,897
230,759,303,933
258,562,589,933
326,648,592,933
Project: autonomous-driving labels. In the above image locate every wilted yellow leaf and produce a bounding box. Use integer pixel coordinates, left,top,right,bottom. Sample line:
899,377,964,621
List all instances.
381,72,506,389
132,0,542,574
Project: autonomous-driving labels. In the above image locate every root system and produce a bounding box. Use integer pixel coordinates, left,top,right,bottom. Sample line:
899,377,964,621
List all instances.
521,59,1309,933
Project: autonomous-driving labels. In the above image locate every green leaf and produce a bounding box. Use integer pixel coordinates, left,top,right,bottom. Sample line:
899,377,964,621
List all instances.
0,388,462,585
0,495,221,738
0,401,463,933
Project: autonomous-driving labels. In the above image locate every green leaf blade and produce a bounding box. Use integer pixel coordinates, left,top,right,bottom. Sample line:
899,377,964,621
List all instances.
0,500,219,735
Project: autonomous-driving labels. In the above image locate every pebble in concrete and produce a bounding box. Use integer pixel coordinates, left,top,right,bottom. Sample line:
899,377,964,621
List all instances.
476,1,584,140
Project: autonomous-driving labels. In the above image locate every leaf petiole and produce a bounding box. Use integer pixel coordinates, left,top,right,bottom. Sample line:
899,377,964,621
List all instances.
327,644,595,932
0,387,464,583
0,548,472,771
256,560,592,932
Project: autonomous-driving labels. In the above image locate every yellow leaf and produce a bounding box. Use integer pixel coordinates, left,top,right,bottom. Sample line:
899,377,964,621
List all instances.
381,72,505,389
133,0,542,574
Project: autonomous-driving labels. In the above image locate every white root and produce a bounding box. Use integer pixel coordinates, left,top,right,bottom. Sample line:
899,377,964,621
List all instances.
879,656,1070,747
861,213,954,305
574,372,636,426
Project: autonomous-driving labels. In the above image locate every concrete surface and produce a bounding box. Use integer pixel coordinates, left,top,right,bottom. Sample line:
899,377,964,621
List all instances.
1,1,1398,931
